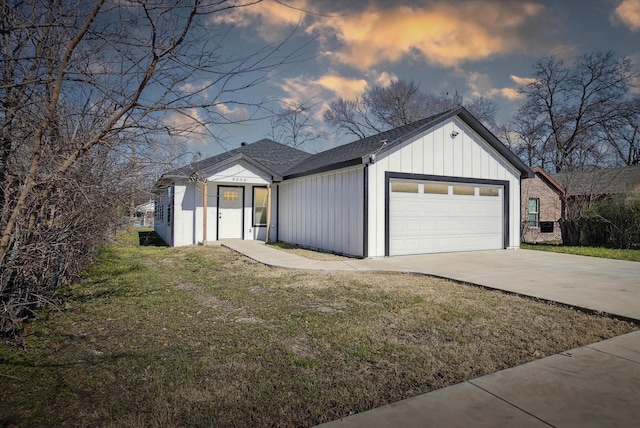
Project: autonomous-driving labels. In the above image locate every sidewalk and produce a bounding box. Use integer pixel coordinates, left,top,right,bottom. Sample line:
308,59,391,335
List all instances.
221,240,640,427
316,330,640,428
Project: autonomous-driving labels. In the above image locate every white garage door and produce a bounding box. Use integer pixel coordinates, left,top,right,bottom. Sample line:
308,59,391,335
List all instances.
389,180,503,256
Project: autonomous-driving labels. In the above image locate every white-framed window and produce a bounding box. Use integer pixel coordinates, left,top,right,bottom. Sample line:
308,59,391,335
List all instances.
155,196,164,222
528,198,540,228
253,187,268,227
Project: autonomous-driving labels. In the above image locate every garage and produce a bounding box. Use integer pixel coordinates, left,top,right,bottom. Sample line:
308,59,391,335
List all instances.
389,178,506,256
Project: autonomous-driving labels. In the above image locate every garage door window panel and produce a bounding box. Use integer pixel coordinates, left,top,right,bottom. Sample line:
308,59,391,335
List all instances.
424,183,448,194
391,182,419,193
479,187,500,197
453,185,475,195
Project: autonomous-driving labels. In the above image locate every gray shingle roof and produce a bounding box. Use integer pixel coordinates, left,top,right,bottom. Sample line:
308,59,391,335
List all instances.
154,107,532,192
552,165,640,196
157,138,311,183
283,110,451,177
283,106,532,178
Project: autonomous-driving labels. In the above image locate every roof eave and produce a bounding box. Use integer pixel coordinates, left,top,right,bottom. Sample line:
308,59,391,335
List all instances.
532,166,567,197
283,158,364,180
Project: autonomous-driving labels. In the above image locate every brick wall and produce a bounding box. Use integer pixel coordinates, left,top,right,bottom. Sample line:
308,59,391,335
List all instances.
521,174,563,243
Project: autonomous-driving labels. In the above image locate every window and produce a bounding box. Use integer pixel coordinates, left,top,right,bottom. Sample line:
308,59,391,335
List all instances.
424,183,448,194
391,182,419,193
166,187,172,226
479,187,499,197
253,187,268,226
223,190,238,201
453,185,475,195
155,196,164,222
528,198,539,228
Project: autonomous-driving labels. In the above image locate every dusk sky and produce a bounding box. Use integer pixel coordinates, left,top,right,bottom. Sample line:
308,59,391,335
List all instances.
176,0,640,157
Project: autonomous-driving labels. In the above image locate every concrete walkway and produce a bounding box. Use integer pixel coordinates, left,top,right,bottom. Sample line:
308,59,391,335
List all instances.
221,240,640,427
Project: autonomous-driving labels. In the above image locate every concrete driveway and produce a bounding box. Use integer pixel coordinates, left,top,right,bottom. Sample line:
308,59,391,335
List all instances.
364,249,640,321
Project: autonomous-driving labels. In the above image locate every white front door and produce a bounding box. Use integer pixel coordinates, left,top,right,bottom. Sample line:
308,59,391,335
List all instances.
218,186,243,239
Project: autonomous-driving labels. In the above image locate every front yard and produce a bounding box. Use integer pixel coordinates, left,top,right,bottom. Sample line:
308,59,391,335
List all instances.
1,232,637,427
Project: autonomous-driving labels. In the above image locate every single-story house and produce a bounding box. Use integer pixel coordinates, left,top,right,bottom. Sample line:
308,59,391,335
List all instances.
551,165,640,199
153,106,533,257
521,167,565,243
521,165,640,244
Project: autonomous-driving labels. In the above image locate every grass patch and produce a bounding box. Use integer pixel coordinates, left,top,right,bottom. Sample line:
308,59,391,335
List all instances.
268,242,351,260
1,231,637,427
522,243,640,262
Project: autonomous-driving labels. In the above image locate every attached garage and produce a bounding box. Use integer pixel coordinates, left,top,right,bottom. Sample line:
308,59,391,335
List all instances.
388,176,507,256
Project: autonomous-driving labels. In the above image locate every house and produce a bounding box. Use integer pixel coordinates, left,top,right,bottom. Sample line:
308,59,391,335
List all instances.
134,200,155,227
521,165,640,244
551,165,640,199
153,107,533,257
521,167,565,243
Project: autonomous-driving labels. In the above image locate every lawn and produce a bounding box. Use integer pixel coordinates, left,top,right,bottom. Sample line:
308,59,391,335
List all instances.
1,232,637,427
522,243,640,262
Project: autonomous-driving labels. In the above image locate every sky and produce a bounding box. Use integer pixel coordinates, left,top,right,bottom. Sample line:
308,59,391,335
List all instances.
170,0,640,157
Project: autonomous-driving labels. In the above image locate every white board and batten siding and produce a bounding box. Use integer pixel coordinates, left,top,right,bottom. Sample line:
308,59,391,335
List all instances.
169,160,276,246
367,116,522,258
278,165,365,257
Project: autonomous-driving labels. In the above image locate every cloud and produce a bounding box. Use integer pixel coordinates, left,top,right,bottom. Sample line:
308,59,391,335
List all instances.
178,81,213,95
278,74,368,107
510,75,537,86
315,75,368,99
370,70,397,87
465,72,524,100
308,1,547,69
165,108,210,145
211,0,311,42
612,0,640,31
216,103,249,122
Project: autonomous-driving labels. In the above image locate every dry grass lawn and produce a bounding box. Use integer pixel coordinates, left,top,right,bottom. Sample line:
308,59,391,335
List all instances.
1,232,637,427
268,242,351,260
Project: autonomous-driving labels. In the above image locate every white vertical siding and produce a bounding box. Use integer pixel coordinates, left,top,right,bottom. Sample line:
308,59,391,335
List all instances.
366,117,522,258
171,184,193,247
278,165,364,257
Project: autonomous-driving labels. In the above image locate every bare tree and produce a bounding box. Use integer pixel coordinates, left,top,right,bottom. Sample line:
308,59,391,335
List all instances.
323,79,498,139
270,101,326,149
0,0,304,333
597,97,640,166
514,51,639,172
322,96,382,139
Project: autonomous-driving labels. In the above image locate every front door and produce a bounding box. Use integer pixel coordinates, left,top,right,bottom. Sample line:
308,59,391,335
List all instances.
218,186,243,239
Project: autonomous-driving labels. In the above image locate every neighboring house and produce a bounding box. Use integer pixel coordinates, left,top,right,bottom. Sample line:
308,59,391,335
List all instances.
134,200,155,227
551,165,640,200
521,165,640,244
520,167,565,243
153,107,533,257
